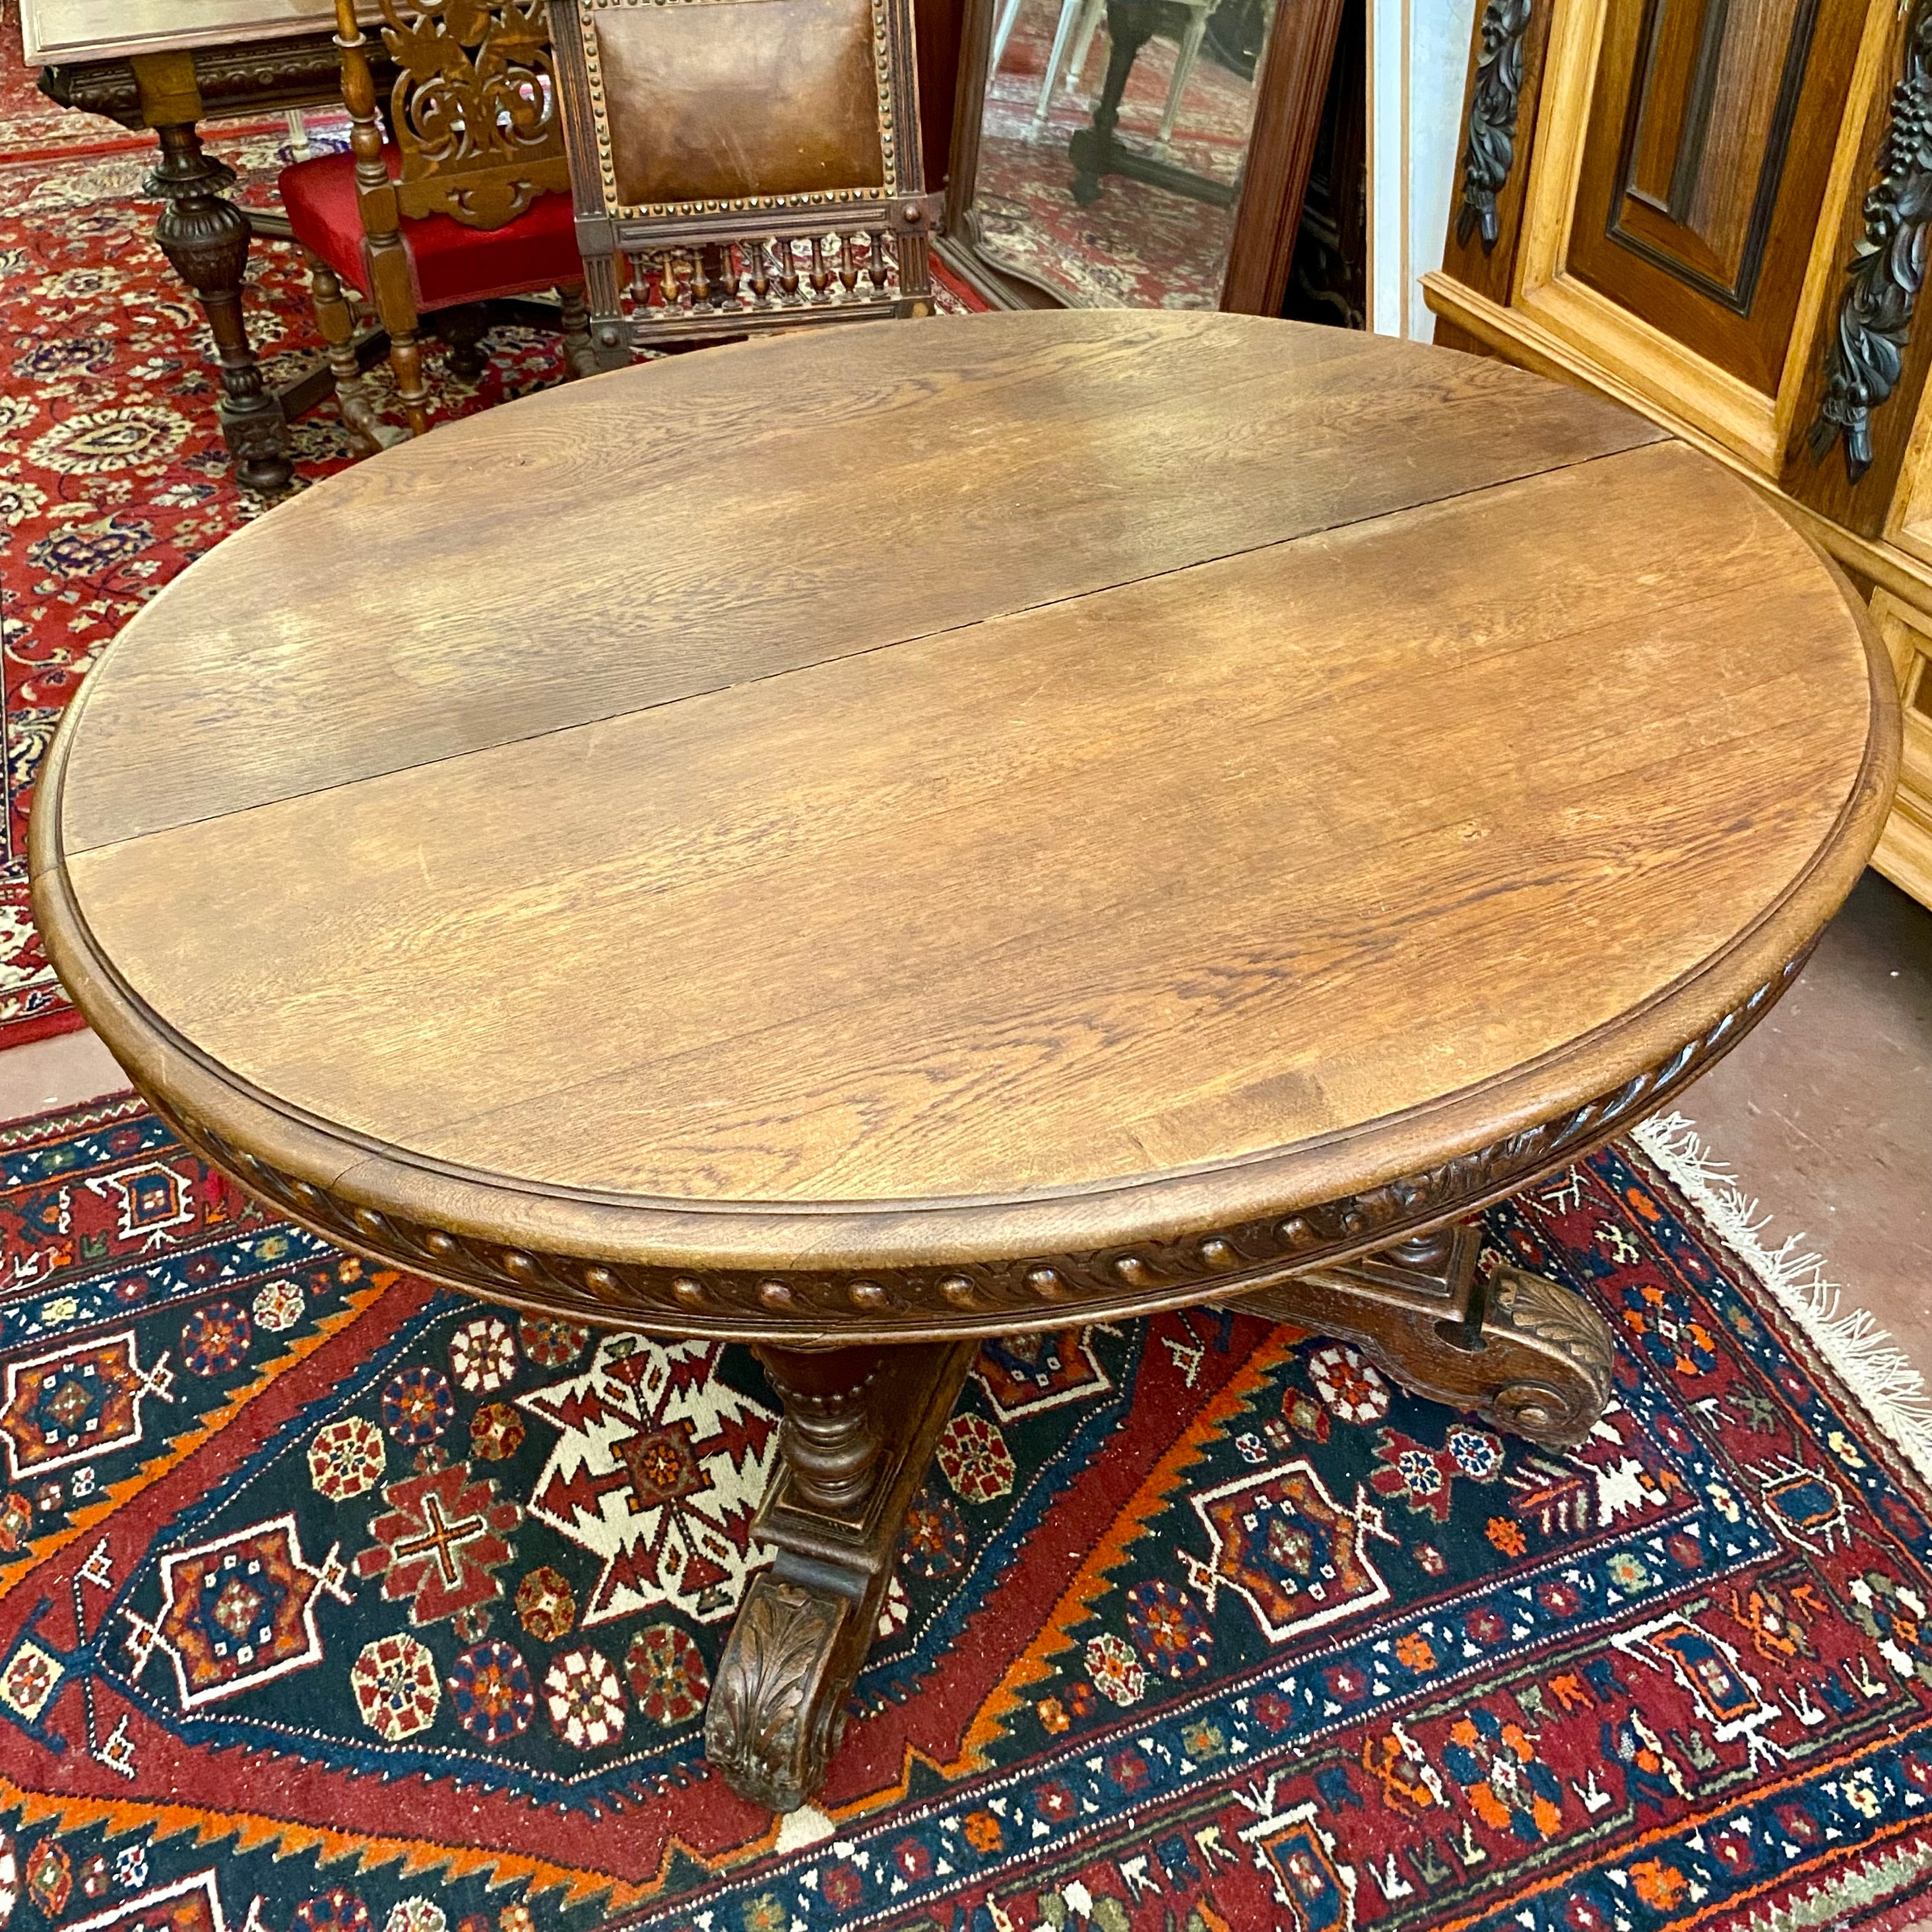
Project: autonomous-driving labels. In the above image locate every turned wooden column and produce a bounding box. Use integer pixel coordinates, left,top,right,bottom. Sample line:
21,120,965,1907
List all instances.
143,119,293,494
705,1340,973,1810
756,1344,886,1514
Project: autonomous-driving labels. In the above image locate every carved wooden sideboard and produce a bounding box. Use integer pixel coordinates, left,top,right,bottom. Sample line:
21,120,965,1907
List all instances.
1423,0,1932,911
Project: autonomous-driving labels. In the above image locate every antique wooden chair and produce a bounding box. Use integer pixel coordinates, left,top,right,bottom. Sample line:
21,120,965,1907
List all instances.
546,0,938,366
280,0,597,447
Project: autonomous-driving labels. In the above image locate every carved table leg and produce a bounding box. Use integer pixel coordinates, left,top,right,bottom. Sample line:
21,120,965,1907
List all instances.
432,304,493,381
1068,0,1160,205
1235,1224,1614,1449
146,122,294,495
705,1338,975,1811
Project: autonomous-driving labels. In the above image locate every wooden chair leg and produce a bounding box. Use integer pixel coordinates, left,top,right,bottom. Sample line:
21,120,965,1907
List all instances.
557,280,599,380
302,249,393,455
387,329,432,439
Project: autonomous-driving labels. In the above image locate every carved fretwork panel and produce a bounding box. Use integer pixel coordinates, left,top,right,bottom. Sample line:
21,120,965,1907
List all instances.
1566,0,1867,394
378,0,571,228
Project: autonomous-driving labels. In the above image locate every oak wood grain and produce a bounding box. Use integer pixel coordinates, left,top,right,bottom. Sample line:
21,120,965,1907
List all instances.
53,311,1661,851
32,311,1898,1324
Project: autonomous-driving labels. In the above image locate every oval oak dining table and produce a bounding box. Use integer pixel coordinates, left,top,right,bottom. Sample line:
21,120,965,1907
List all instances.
31,310,1899,1813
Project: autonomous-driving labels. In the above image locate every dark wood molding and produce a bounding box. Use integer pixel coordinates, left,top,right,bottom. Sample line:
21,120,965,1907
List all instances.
1220,0,1350,314
940,0,996,239
1436,0,1557,310
39,34,350,129
1601,0,1822,318
1455,0,1534,251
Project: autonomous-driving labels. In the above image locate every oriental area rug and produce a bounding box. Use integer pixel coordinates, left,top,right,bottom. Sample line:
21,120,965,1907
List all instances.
0,1097,1929,1932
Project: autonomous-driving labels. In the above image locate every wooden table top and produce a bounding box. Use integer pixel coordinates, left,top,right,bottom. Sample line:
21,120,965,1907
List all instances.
20,0,345,67
32,311,1899,1340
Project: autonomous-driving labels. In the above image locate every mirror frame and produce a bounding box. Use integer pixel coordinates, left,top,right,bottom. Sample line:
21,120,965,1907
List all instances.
938,0,1351,313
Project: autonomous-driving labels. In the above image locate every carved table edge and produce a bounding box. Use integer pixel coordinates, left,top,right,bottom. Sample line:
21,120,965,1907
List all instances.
28,556,1896,1343
32,871,1807,1342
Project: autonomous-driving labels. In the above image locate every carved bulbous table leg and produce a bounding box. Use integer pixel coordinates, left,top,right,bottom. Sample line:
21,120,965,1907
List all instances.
705,1339,975,1811
146,123,293,496
1237,1223,1614,1448
433,304,493,382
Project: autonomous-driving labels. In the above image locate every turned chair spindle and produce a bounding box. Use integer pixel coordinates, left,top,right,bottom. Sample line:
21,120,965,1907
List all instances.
280,0,596,453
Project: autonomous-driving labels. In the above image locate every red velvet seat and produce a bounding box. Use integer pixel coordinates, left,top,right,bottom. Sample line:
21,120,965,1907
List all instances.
284,0,590,455
279,148,583,311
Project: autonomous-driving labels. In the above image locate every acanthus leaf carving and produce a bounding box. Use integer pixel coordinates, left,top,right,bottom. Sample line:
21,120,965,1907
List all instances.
378,0,564,228
703,1574,847,1812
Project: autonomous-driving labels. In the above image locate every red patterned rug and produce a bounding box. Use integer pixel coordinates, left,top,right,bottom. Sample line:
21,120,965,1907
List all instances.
0,1097,1929,1932
0,0,143,160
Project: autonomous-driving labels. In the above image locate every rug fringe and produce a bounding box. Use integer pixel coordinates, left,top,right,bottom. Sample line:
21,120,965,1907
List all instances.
1632,1110,1932,1489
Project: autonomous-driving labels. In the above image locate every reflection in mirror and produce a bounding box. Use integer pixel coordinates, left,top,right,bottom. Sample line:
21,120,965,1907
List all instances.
969,0,1279,307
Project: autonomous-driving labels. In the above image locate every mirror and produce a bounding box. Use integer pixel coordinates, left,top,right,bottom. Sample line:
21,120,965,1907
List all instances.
942,0,1341,313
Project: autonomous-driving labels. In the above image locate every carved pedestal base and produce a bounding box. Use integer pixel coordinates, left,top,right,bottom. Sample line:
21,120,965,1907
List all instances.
705,1339,975,1811
1237,1224,1614,1448
704,1227,1607,1809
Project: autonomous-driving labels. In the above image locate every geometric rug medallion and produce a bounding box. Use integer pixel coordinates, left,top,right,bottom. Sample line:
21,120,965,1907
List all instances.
1,1095,1929,1932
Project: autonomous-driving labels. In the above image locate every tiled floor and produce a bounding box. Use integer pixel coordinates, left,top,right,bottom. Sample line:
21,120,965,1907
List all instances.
11,868,1929,1372
0,1021,126,1121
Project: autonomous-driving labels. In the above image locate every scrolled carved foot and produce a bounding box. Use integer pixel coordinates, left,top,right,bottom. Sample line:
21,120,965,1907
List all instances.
705,1572,856,1813
1233,1226,1614,1451
1466,1265,1614,1448
703,1338,975,1810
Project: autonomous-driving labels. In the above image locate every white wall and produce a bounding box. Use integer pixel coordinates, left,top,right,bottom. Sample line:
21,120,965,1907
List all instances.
1367,0,1480,339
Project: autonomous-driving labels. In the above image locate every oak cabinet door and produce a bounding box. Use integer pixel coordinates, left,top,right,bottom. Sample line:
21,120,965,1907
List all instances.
1564,0,1867,397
